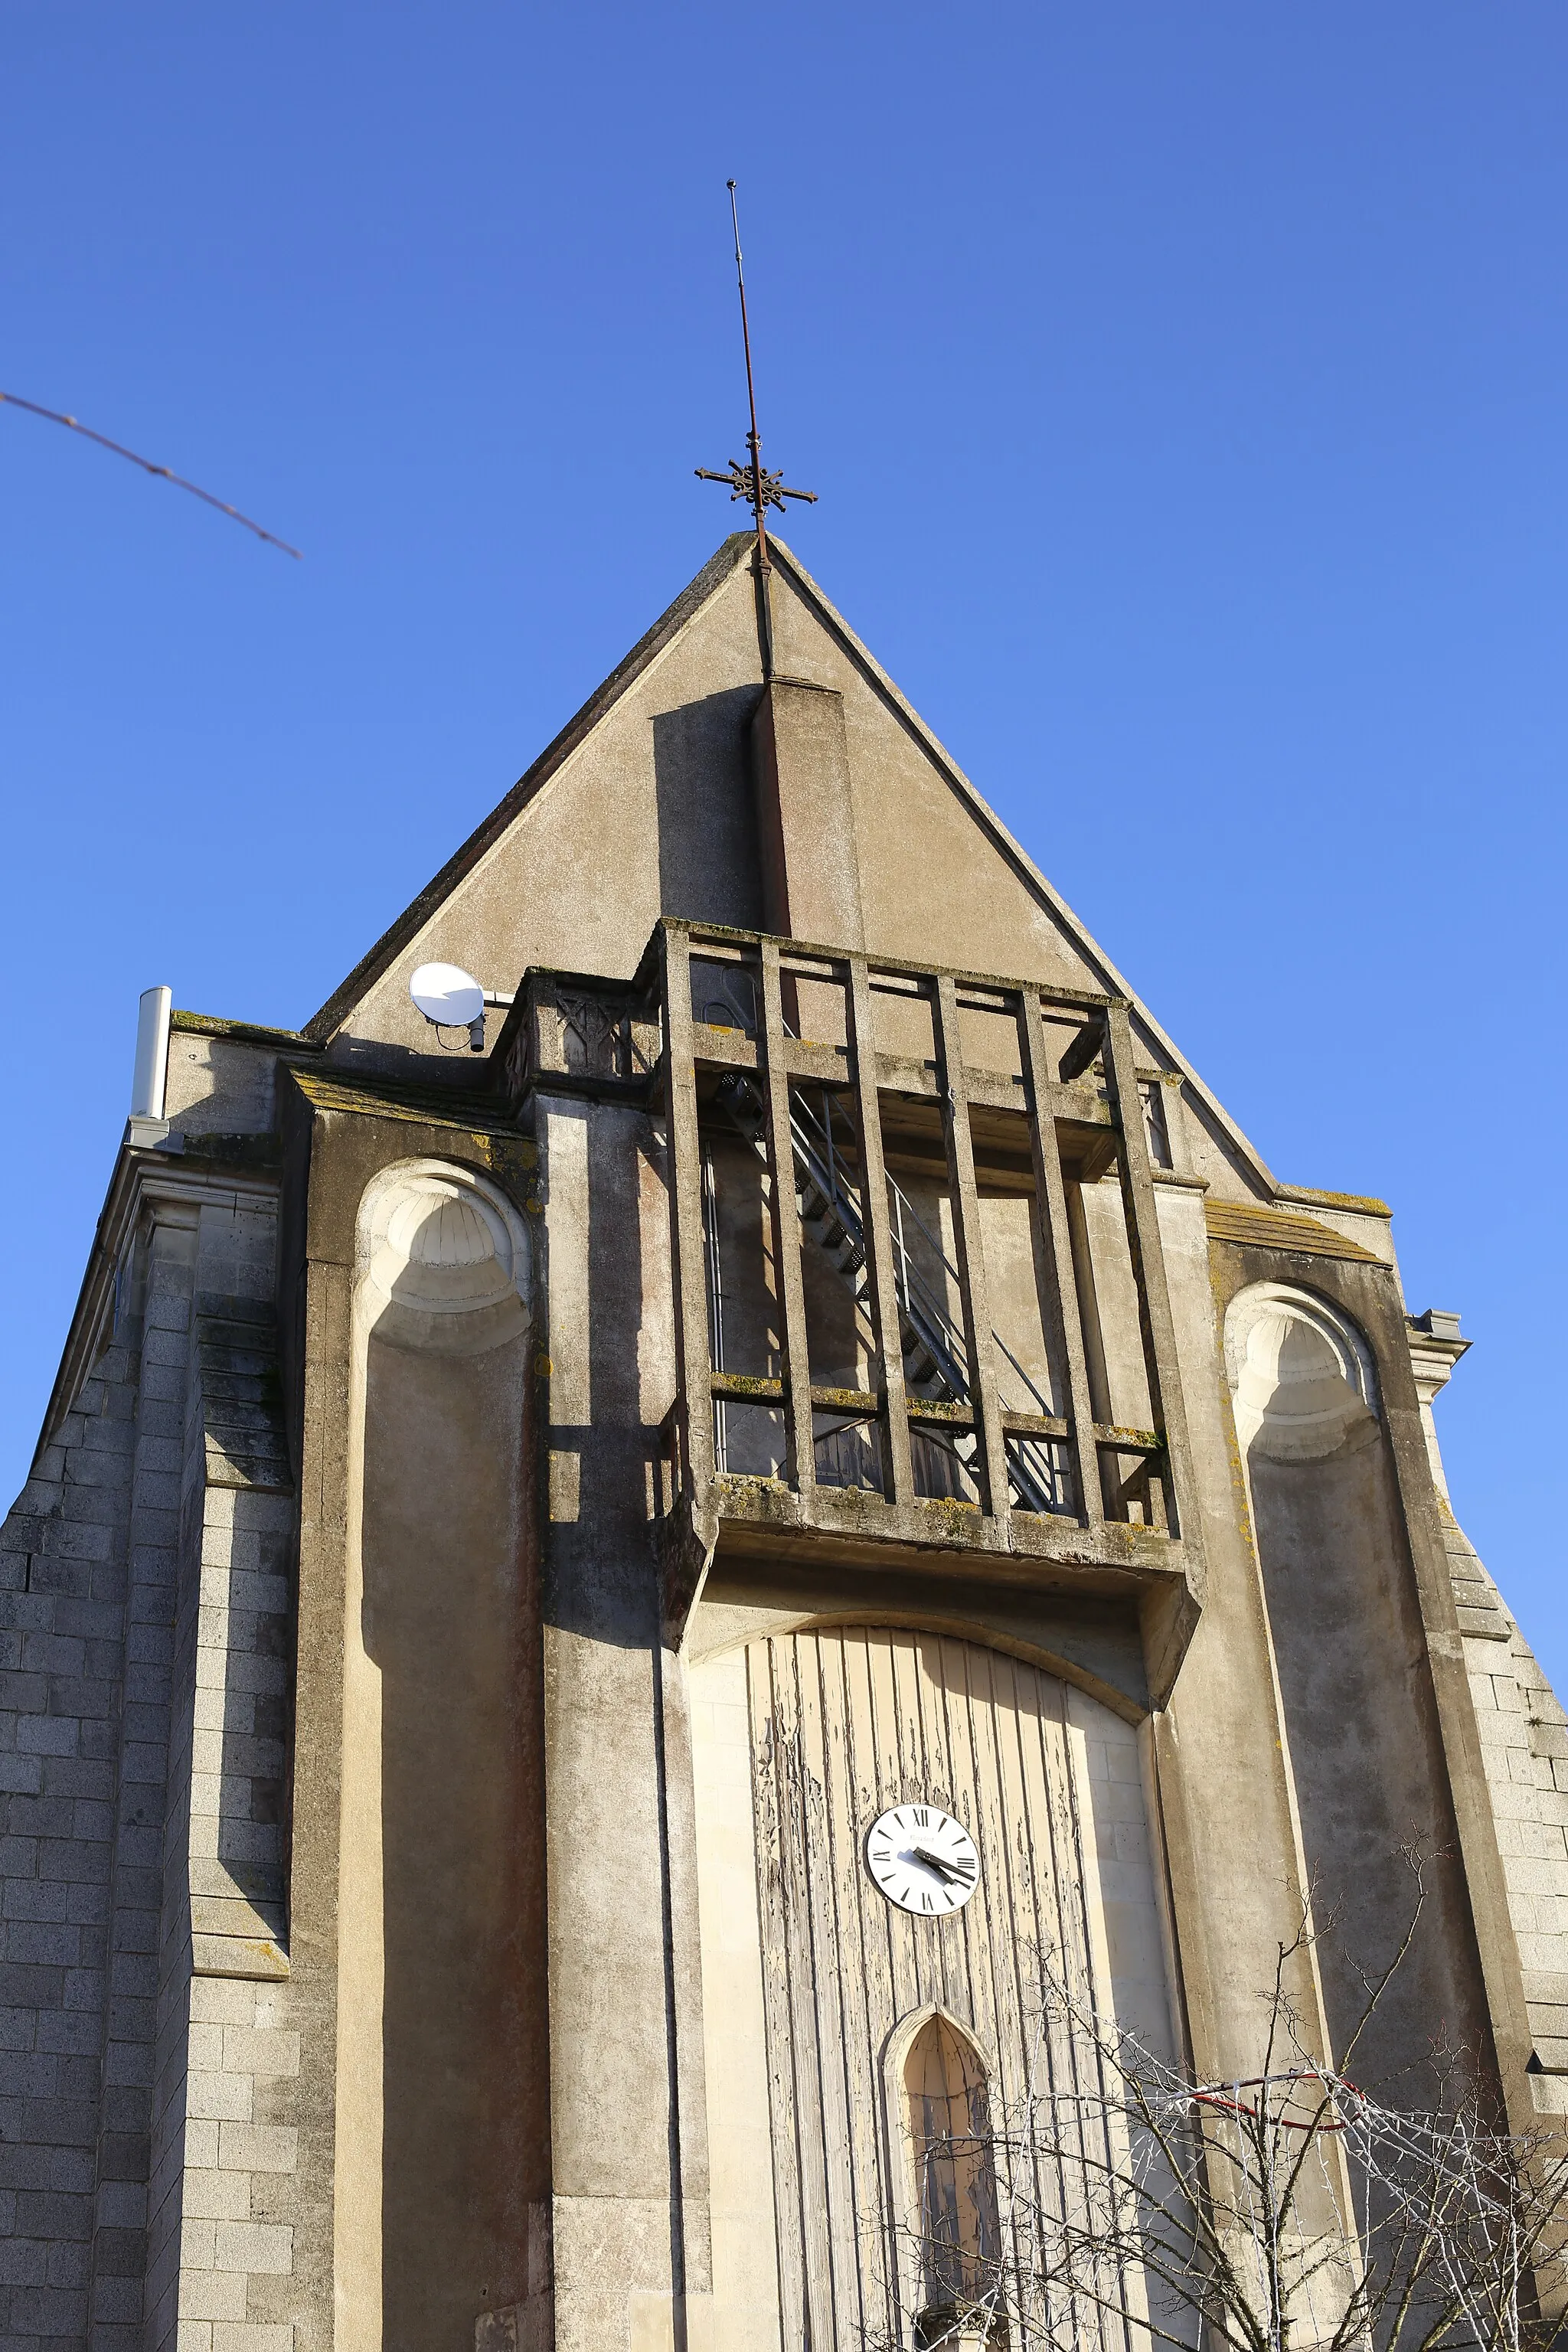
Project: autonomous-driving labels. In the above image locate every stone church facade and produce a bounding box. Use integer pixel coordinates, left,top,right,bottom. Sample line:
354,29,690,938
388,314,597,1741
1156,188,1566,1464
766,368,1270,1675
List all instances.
2,531,1563,2352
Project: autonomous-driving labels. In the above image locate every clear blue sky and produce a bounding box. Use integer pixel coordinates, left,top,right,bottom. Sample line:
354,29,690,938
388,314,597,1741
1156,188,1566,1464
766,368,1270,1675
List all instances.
2,5,1562,1677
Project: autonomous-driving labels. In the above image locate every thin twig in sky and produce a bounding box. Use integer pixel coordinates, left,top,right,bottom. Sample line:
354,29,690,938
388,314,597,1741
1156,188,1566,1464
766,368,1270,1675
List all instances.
0,390,302,558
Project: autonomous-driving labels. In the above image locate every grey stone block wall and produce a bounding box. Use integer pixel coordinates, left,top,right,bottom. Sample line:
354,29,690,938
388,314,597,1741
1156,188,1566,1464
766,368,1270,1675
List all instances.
0,1215,180,2352
0,1171,290,2352
1455,1507,1568,2109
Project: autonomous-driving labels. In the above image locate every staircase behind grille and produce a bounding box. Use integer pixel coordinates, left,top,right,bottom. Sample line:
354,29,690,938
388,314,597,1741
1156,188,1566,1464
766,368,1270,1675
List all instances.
710,1073,1070,1516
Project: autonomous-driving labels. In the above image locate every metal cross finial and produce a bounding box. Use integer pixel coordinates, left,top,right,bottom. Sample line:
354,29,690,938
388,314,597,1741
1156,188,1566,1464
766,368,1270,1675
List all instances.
695,181,816,581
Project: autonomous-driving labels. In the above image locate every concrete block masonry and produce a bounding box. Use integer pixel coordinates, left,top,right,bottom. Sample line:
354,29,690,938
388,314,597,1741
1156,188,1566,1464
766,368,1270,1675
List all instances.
0,1168,307,2352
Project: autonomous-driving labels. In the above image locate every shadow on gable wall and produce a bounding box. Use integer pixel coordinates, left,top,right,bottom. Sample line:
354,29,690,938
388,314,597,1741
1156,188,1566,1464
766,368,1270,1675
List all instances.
652,687,765,930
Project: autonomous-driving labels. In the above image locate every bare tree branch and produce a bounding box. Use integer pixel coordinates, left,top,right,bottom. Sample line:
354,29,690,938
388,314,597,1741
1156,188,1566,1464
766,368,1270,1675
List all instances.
858,1874,1568,2352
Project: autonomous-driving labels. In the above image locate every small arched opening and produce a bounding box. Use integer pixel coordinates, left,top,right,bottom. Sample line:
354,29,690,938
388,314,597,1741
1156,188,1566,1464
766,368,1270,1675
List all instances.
904,2013,1004,2345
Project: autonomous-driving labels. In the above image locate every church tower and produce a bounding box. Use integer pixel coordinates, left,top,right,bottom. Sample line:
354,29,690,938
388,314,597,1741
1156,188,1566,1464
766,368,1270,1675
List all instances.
2,531,1562,2352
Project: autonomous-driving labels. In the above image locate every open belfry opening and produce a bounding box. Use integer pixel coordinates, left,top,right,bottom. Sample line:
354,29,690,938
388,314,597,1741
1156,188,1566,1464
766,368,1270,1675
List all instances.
4,529,1563,2352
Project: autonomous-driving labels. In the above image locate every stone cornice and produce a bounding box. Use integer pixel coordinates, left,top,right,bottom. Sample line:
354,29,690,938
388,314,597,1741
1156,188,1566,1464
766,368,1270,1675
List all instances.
1406,1307,1471,1409
36,1145,279,1465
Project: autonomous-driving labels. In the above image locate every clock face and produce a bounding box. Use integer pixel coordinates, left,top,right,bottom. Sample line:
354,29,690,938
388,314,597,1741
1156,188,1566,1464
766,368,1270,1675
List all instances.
864,1805,980,1916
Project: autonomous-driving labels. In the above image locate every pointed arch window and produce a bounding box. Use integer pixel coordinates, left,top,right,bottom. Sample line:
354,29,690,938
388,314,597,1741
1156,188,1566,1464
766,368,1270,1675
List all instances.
904,2014,1002,2339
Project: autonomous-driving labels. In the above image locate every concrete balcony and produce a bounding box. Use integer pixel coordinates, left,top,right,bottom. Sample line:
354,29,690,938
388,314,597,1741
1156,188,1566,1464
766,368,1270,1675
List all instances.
644,921,1207,1668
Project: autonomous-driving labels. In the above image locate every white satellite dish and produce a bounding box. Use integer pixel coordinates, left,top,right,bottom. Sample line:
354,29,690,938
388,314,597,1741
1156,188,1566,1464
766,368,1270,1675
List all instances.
410,962,485,1028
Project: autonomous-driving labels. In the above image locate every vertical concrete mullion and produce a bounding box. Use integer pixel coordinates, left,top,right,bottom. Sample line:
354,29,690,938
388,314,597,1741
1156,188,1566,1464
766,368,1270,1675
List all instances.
1103,1002,1199,1539
94,1196,198,2352
661,926,715,1493
845,959,915,1508
933,975,1011,1527
760,942,816,1499
141,1200,206,2352
1017,991,1104,1532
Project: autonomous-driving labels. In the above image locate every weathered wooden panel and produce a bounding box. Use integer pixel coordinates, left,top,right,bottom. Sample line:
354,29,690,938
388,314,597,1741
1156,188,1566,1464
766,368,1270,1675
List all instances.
691,1626,1173,2351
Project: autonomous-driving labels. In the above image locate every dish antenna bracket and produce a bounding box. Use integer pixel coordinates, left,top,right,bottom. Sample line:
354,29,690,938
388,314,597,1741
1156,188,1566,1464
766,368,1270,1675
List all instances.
410,962,488,1052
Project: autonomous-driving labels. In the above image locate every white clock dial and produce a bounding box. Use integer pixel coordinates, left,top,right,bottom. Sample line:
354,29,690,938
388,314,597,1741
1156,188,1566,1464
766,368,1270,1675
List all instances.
864,1804,980,1916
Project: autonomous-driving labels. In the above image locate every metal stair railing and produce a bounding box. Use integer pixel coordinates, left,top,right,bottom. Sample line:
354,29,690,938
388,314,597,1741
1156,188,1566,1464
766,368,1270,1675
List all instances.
712,1074,1069,1516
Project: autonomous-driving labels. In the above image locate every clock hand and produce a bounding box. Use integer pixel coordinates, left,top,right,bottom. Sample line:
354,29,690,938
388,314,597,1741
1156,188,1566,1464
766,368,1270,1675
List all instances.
912,1844,963,1884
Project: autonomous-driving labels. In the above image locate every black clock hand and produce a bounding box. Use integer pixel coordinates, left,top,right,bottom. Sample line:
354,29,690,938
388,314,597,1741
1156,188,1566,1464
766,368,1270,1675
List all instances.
912,1844,962,1883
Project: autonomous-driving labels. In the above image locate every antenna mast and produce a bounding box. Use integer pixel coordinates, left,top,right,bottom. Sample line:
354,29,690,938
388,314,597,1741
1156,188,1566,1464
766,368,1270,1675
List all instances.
729,181,771,577
695,181,817,672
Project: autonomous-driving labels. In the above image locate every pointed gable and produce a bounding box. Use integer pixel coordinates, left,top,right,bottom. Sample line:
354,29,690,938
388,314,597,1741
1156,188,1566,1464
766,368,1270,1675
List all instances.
306,532,1276,1197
